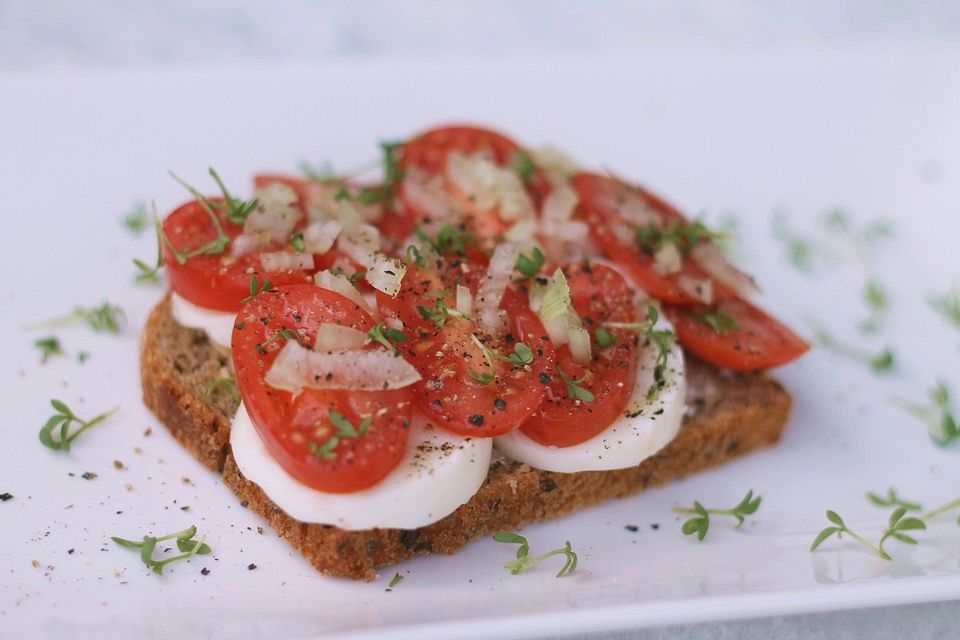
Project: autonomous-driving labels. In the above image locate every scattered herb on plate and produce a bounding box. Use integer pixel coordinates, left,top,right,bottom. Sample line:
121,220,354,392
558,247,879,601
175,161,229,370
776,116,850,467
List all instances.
39,400,119,452
112,525,211,575
891,382,959,448
492,531,578,577
675,490,762,541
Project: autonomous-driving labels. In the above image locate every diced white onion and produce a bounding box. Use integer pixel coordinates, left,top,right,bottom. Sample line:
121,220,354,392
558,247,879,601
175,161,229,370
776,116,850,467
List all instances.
384,316,403,332
446,152,535,221
504,218,537,243
265,341,421,394
690,243,761,298
527,277,547,314
610,222,635,246
612,191,662,228
541,182,579,222
246,183,302,242
456,285,473,316
302,220,342,254
541,220,589,242
313,323,369,352
539,268,572,345
314,270,374,313
402,166,460,220
364,254,407,297
306,182,382,224
337,200,363,235
566,312,592,364
259,251,314,272
653,242,683,275
678,274,714,305
231,232,268,257
531,145,580,183
474,242,520,334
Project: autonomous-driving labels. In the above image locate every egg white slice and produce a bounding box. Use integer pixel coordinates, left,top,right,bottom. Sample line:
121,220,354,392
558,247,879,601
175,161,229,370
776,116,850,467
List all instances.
170,292,235,349
493,314,686,472
230,404,493,530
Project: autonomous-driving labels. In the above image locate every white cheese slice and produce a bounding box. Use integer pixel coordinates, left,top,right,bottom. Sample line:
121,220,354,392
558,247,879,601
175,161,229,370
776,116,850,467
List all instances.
170,292,235,349
230,404,493,530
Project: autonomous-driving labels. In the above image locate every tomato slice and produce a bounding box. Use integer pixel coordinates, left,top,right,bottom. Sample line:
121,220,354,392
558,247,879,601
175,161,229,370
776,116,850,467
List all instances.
570,173,736,305
377,262,556,437
162,199,314,311
519,263,641,447
232,284,412,493
664,298,809,371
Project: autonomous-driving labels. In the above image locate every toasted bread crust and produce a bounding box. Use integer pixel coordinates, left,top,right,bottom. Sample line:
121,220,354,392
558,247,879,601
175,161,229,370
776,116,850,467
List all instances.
141,294,791,580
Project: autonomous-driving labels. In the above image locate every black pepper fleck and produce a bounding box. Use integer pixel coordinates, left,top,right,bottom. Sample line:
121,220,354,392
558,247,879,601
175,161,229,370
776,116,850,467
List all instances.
0,492,12,502
247,563,257,570
538,372,552,384
201,567,210,575
625,524,639,532
81,472,97,480
468,414,485,426
493,398,507,411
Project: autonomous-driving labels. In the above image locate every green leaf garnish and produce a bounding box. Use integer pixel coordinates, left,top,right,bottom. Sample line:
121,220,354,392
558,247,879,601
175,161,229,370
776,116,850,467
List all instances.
635,219,720,256
367,322,408,352
417,299,451,329
515,247,545,279
289,232,305,252
675,490,762,541
594,327,616,348
810,324,895,373
557,367,595,403
32,303,126,334
809,509,890,559
208,167,259,225
388,572,404,589
298,159,336,182
866,488,922,512
929,279,960,330
122,201,148,234
240,275,273,304
891,381,959,448
205,377,240,403
132,201,165,285
878,507,927,555
112,525,211,575
857,279,888,334
510,150,536,184
39,399,118,452
255,328,300,355
165,171,233,261
405,244,427,267
493,531,578,577
696,310,739,335
772,211,816,271
34,335,64,363
415,224,476,257
309,412,373,460
604,305,675,397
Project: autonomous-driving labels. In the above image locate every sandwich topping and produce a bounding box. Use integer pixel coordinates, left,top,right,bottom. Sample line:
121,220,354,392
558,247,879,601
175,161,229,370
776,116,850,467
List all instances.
158,124,809,528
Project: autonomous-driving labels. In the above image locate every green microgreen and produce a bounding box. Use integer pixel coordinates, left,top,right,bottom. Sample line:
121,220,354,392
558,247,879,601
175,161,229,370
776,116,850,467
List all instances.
132,202,165,285
922,497,960,524
298,159,336,182
696,310,739,335
367,322,408,352
557,367,595,403
594,327,616,349
467,333,497,385
415,224,476,257
208,167,259,224
857,279,888,334
891,381,959,448
205,377,240,404
388,572,404,589
39,399,118,452
772,211,816,271
255,328,300,355
604,305,675,398
493,531,578,578
289,232,305,252
112,525,211,575
867,488,922,512
675,490,762,541
635,220,720,256
165,171,232,262
417,298,450,329
510,150,536,185
309,412,373,460
34,335,64,363
405,244,427,267
122,201,148,234
877,507,928,556
929,280,960,330
515,247,545,279
240,275,273,304
810,324,895,373
810,510,889,559
32,302,126,335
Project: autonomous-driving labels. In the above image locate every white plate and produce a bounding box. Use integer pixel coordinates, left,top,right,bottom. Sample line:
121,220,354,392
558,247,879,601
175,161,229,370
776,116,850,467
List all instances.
1,46,959,640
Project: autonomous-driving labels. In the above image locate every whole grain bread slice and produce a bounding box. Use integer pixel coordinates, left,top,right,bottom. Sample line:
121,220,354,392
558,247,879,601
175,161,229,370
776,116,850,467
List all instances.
141,294,791,580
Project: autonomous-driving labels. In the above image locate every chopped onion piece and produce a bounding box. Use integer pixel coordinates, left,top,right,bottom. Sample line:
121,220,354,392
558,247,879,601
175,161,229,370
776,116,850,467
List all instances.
610,191,662,228
260,251,314,272
653,242,682,275
539,268,572,345
531,146,580,183
337,200,362,235
541,219,589,242
456,285,473,316
302,220,342,254
527,277,548,314
265,341,421,394
505,218,537,243
402,166,459,220
566,312,592,364
314,323,369,352
690,243,760,297
475,242,520,334
246,183,301,242
610,222,635,246
446,152,535,221
364,253,407,297
231,232,268,257
314,270,373,313
678,274,714,305
541,182,579,222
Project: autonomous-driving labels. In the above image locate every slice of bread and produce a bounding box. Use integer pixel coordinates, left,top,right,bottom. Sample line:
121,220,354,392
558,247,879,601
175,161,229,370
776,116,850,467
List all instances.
141,294,791,580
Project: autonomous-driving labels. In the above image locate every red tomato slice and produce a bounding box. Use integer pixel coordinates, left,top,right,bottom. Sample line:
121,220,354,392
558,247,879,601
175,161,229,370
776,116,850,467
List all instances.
232,284,412,493
664,298,810,371
519,263,641,447
571,173,735,305
377,262,556,437
162,199,315,311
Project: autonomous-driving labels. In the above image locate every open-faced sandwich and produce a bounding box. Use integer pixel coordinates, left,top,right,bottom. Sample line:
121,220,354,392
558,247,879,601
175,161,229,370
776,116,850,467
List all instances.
140,124,809,580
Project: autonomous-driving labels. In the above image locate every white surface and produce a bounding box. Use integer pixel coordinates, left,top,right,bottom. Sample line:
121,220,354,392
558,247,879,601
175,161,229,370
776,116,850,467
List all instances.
231,404,492,530
494,311,686,473
1,48,959,639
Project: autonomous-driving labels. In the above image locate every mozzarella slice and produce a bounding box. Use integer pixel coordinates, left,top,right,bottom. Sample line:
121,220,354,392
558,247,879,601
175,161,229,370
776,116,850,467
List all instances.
230,404,493,530
170,292,235,349
494,315,686,472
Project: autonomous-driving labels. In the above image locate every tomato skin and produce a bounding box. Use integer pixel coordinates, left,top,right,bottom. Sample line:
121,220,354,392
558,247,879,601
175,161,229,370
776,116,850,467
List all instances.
664,298,809,371
401,124,522,174
571,173,735,305
377,263,556,437
519,263,641,447
162,199,314,312
232,285,412,493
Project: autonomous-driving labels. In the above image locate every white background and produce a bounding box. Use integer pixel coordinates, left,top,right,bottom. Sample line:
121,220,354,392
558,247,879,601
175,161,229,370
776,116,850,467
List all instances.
1,2,959,639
